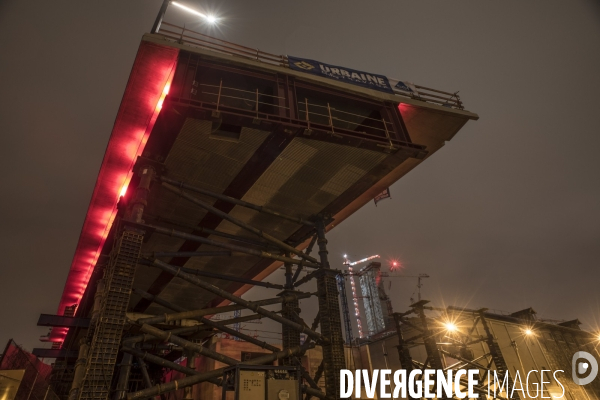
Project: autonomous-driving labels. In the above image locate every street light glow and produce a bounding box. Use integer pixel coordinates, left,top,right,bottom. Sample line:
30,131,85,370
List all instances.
444,322,457,332
172,1,218,23
525,329,533,336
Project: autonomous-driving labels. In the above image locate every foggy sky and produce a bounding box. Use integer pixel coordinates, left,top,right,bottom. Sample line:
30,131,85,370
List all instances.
1,1,599,352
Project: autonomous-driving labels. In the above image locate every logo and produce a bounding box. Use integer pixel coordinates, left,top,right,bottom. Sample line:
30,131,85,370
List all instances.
293,61,315,70
572,351,598,385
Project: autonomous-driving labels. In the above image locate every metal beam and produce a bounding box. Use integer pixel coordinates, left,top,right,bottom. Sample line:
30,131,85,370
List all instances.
176,266,284,290
123,314,262,346
161,176,315,227
144,213,278,250
114,353,133,400
198,317,279,352
151,0,170,33
293,269,321,287
37,314,90,328
149,250,232,258
124,347,221,387
140,324,240,366
132,288,186,312
134,292,310,325
127,343,314,399
140,223,320,268
314,219,345,398
161,182,318,263
32,348,78,359
150,258,324,340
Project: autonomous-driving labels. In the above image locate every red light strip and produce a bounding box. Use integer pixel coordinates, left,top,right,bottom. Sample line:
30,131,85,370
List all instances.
48,42,179,344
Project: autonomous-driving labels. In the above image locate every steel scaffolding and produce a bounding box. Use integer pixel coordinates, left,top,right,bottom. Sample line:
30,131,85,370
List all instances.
66,164,343,400
393,300,516,400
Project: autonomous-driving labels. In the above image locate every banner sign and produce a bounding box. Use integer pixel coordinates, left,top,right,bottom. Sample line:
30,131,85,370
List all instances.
288,56,394,94
374,188,391,206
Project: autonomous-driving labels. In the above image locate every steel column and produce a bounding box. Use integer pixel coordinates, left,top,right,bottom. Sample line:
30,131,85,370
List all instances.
314,219,345,398
67,340,88,400
113,353,133,400
183,352,196,400
280,291,301,366
127,343,315,399
150,259,323,340
79,229,144,400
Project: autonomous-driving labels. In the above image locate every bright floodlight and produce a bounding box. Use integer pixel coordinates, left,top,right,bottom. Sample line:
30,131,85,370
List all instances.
343,254,347,258
525,329,533,336
444,322,457,332
172,1,218,24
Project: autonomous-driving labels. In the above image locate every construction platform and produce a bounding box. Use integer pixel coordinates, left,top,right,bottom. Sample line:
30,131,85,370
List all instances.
36,24,478,400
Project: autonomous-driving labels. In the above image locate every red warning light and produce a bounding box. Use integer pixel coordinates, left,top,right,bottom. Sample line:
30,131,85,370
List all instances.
390,260,401,271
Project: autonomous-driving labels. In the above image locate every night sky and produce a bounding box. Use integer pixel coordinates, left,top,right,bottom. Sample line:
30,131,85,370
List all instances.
1,1,599,352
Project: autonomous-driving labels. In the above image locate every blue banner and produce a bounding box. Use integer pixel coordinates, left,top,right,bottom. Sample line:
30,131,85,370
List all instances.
288,56,394,94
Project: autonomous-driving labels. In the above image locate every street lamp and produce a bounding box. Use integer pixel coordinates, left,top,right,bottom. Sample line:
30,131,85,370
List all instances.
151,0,218,34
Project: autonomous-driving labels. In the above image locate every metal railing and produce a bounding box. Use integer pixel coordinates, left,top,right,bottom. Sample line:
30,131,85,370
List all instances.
157,23,465,110
189,80,400,146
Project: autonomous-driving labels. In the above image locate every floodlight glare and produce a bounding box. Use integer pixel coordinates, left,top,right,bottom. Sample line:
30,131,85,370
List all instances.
172,1,218,24
444,322,457,332
525,329,533,336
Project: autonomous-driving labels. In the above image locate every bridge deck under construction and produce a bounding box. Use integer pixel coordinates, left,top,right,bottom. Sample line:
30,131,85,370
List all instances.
41,25,477,400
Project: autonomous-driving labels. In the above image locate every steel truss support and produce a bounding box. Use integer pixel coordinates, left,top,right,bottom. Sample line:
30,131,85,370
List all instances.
477,310,517,399
336,274,353,344
130,283,329,400
314,219,346,399
143,214,280,252
413,300,445,371
113,353,133,400
71,159,347,399
149,258,323,340
140,223,320,268
123,314,262,347
280,291,301,366
392,311,415,373
160,181,317,263
394,302,513,400
127,343,315,399
159,265,284,290
77,166,154,400
160,176,315,227
292,234,318,284
79,228,145,400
